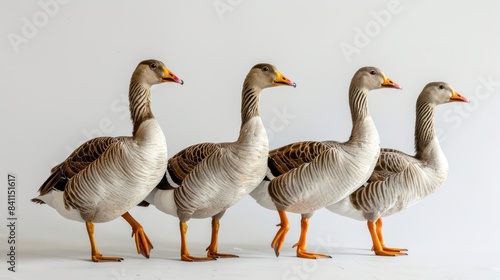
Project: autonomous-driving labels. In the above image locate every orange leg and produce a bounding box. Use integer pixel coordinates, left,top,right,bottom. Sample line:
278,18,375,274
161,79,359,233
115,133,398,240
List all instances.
375,219,407,253
368,219,407,256
180,221,217,262
121,212,153,258
292,217,331,259
85,221,123,262
206,218,239,258
271,210,290,257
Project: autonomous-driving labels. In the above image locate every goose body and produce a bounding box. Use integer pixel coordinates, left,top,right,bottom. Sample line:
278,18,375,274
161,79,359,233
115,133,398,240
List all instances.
150,117,269,220
39,130,166,223
266,119,380,214
32,59,183,261
145,63,296,261
327,145,448,223
326,82,469,256
180,117,269,219
250,67,401,258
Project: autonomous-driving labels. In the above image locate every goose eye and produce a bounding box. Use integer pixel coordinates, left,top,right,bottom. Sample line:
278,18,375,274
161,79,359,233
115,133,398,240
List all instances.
439,85,444,89
370,70,376,75
262,66,269,72
150,63,157,69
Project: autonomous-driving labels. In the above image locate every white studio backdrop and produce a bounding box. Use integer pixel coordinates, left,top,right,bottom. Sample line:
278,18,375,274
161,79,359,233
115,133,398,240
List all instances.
1,0,499,279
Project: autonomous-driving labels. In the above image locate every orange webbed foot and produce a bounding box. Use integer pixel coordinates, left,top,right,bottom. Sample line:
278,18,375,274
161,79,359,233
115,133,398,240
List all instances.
271,210,291,257
181,253,217,262
91,252,124,262
206,248,239,259
381,246,408,253
291,216,330,259
122,212,153,258
271,223,290,257
371,246,408,256
373,249,408,257
368,220,408,257
293,243,331,259
86,221,124,262
131,225,154,258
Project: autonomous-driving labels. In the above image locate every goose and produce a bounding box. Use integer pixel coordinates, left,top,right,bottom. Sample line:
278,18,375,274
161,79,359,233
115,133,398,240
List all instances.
144,63,296,261
31,59,183,262
325,82,469,256
250,67,401,258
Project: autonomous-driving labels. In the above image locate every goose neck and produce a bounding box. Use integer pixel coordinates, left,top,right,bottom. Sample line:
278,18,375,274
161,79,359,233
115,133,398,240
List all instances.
129,81,154,137
348,84,369,122
414,101,438,160
240,83,261,129
347,84,377,144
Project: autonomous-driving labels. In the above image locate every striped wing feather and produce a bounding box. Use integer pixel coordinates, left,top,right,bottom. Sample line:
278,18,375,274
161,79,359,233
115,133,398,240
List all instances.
349,148,415,215
36,137,121,196
267,141,339,178
368,148,413,182
159,142,225,189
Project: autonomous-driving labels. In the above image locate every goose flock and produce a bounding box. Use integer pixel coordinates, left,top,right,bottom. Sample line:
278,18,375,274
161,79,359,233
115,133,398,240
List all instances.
33,59,468,262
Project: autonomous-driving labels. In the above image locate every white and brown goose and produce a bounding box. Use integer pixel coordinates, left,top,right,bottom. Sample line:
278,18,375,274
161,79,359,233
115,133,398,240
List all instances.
31,59,183,262
144,63,296,261
326,82,468,256
250,67,401,258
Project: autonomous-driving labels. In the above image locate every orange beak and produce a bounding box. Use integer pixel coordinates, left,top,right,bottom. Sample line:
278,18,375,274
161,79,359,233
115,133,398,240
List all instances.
381,74,402,90
162,67,184,85
450,89,469,103
274,71,297,88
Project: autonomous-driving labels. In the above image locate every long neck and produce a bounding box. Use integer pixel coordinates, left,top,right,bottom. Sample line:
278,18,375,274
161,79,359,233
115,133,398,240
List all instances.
349,84,369,122
347,84,374,143
240,81,261,129
129,81,154,136
414,100,437,159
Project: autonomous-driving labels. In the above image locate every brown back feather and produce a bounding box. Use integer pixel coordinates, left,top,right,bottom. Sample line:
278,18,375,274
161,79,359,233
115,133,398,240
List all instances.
35,137,119,197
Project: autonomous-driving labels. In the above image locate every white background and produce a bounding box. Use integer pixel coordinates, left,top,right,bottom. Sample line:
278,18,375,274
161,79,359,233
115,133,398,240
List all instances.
1,0,499,279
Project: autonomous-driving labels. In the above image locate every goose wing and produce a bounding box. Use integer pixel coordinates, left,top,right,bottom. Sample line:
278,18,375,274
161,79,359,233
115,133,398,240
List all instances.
368,148,414,182
36,137,122,196
158,142,225,189
348,148,418,218
267,141,338,179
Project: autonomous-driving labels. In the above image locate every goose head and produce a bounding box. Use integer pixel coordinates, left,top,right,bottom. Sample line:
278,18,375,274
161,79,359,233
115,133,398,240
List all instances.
419,82,469,106
132,59,184,86
352,67,402,91
246,63,296,90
